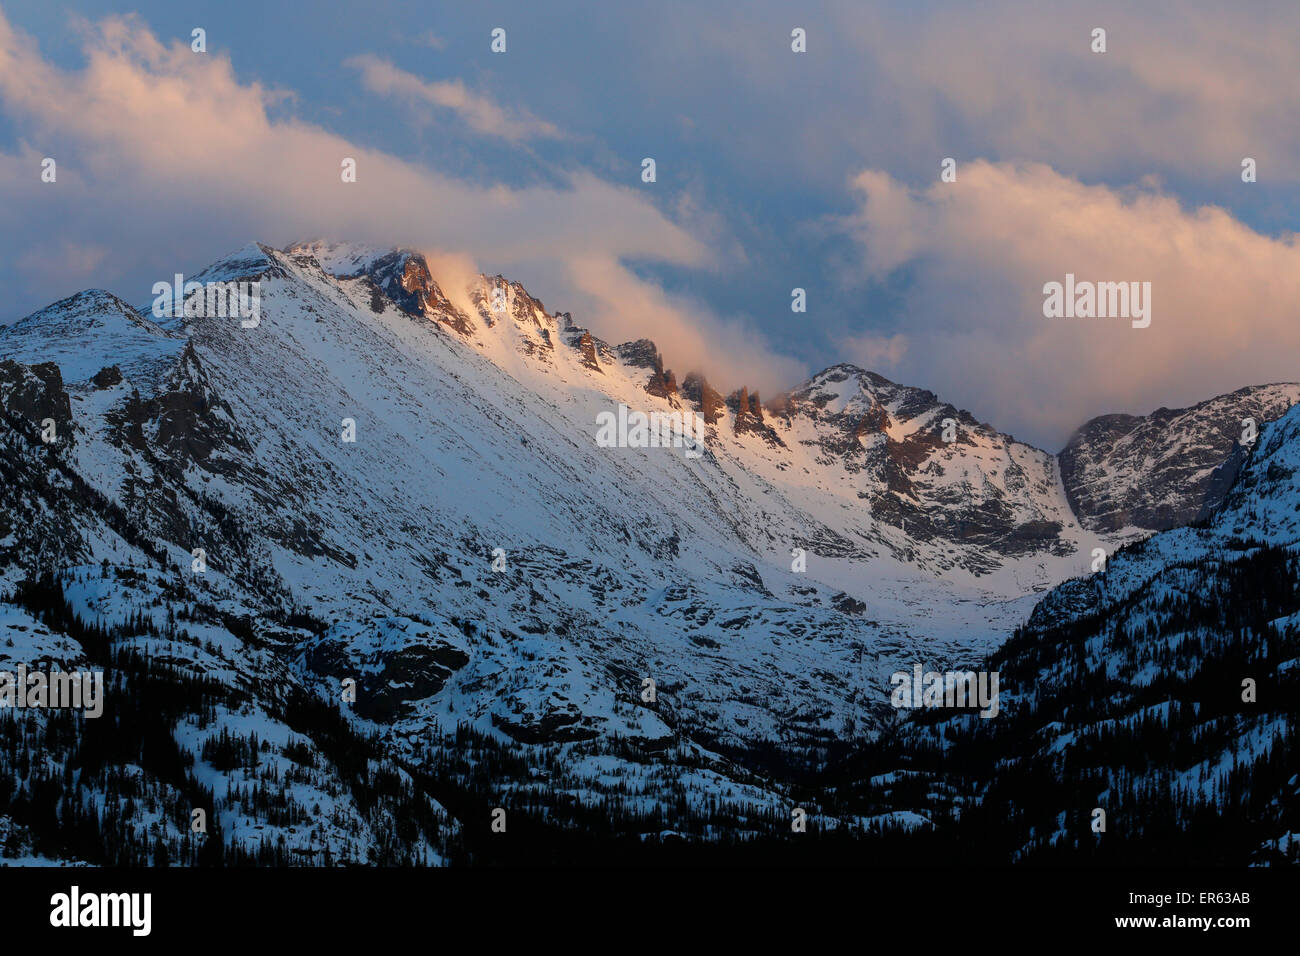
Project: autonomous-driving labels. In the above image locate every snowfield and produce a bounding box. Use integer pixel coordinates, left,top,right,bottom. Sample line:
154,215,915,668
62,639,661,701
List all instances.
1,240,1295,864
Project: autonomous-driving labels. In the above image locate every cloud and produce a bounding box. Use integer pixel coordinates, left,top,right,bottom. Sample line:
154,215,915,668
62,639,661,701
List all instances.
346,54,560,141
839,331,907,371
0,9,795,394
621,0,1300,189
413,31,447,51
831,0,1300,181
17,240,109,287
562,255,805,396
840,160,1300,448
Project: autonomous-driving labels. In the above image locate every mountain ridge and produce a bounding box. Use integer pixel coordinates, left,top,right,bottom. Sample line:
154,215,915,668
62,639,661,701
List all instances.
1,238,1297,864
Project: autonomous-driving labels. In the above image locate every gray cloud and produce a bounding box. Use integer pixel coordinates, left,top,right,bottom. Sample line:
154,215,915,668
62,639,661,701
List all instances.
840,160,1300,448
0,9,800,394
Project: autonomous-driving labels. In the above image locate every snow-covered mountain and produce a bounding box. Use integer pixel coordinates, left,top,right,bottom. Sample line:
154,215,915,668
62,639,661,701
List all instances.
1,240,1295,864
846,402,1300,863
1059,382,1300,533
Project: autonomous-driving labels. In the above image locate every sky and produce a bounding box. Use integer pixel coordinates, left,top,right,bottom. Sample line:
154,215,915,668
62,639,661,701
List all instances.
1,0,1299,449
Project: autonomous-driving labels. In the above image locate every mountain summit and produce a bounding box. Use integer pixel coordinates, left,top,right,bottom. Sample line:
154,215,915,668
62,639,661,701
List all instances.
0,241,1295,863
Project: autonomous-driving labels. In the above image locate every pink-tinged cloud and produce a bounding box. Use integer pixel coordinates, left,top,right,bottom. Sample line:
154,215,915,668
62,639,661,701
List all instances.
841,160,1300,447
651,0,1300,188
346,54,561,142
834,0,1300,181
838,331,907,371
0,10,799,395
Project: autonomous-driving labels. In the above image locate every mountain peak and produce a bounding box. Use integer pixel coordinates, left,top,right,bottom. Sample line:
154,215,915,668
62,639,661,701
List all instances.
9,288,141,329
1060,381,1300,532
284,239,396,279
2,288,180,389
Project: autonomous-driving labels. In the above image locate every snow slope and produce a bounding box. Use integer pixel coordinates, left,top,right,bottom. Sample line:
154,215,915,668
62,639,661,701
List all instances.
1,240,1295,857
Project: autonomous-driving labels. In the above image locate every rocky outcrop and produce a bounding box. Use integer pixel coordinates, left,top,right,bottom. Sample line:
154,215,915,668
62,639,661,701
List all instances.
103,343,251,474
728,387,785,446
647,366,677,399
614,339,677,400
614,339,659,369
575,331,602,372
1059,383,1300,532
92,365,123,389
681,372,726,425
304,620,471,723
0,360,73,445
370,251,476,335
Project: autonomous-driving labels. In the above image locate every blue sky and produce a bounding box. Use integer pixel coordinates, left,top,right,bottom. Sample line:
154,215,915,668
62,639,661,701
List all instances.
3,0,1299,448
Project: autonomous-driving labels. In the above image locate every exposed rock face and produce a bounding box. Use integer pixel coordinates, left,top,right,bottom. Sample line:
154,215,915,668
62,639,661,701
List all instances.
92,365,123,389
304,619,471,723
369,251,476,335
0,360,162,581
647,366,678,400
614,339,659,369
615,340,678,401
509,282,548,321
868,402,1300,864
0,360,73,444
729,387,754,427
729,561,772,596
286,241,477,335
681,373,726,425
831,593,867,616
574,331,602,372
728,386,785,446
786,364,1068,566
104,343,251,474
1059,383,1300,532
153,345,254,467
490,709,601,744
0,288,182,392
